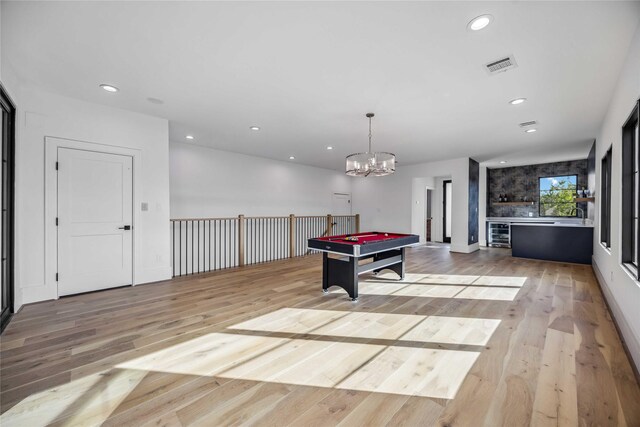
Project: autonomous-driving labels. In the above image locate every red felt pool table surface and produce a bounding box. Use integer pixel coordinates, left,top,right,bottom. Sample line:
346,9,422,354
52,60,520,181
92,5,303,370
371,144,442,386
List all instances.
314,232,412,245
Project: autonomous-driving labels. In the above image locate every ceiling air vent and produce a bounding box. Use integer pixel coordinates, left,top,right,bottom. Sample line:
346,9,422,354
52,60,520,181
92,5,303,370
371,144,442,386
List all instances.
484,55,518,75
519,120,537,128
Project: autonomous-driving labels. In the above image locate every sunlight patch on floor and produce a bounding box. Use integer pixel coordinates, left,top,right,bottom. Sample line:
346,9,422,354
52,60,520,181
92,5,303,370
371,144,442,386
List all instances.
230,308,423,340
229,308,501,345
118,333,287,377
0,368,145,427
454,286,521,301
117,332,480,399
390,283,462,298
402,316,501,346
337,346,479,399
370,272,527,288
469,275,527,287
356,273,527,301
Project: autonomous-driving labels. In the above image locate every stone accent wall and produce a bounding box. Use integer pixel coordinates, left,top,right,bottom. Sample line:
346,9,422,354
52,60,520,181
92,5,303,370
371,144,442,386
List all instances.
487,159,589,218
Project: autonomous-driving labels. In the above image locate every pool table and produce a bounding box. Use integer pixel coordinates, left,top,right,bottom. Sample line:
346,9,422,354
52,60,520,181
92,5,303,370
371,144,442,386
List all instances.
307,232,419,301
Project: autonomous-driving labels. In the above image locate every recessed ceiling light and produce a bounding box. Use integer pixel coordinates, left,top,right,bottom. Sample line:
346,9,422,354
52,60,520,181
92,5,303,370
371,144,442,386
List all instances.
509,98,526,105
250,126,261,131
327,146,333,150
185,135,194,140
289,156,295,160
467,14,493,31
99,84,119,93
525,129,537,133
499,160,507,164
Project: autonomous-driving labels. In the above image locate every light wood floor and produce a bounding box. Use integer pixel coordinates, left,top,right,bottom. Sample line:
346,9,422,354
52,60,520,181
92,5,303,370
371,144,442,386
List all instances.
1,246,639,426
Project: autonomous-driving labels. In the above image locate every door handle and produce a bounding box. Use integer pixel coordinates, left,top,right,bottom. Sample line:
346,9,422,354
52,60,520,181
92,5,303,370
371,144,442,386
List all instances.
118,225,132,230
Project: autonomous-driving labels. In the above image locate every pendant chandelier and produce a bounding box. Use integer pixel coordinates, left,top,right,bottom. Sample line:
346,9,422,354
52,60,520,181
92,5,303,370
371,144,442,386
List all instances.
346,113,396,177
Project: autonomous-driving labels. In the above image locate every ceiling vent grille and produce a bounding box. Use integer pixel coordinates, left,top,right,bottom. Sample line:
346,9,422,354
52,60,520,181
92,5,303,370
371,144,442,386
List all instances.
484,55,518,75
519,120,537,128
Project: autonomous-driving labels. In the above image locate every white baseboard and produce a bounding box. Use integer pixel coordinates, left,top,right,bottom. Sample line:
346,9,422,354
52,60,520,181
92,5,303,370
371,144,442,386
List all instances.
592,257,640,375
135,266,172,285
450,242,480,253
21,285,58,305
18,265,172,306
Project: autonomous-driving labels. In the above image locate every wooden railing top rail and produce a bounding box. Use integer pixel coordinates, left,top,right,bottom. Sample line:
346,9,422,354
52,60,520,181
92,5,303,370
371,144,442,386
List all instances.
170,217,238,222
171,214,359,221
244,216,291,220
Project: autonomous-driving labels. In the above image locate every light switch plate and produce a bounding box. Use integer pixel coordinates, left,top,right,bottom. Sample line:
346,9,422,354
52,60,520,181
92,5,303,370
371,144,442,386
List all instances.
141,202,149,211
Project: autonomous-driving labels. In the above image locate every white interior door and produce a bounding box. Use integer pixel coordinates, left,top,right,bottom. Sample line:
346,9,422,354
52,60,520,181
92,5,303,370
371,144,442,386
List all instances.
332,193,352,215
58,148,133,296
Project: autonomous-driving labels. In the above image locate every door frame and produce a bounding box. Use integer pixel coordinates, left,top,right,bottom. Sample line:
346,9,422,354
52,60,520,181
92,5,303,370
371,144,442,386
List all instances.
44,137,140,300
443,180,452,243
0,83,16,333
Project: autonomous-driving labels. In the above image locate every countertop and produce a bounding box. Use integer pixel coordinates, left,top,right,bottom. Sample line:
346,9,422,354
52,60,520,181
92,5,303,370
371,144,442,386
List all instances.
510,222,594,228
486,217,594,228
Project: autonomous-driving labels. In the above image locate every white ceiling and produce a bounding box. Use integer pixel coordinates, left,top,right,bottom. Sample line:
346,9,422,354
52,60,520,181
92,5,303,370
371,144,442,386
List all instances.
3,1,639,170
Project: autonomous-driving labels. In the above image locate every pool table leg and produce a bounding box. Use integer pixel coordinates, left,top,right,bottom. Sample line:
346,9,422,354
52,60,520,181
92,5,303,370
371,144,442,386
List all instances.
372,248,406,280
348,256,358,301
322,252,329,293
321,252,359,301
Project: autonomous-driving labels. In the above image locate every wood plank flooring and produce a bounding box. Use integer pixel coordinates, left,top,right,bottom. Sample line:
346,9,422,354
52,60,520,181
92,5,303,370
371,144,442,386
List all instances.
1,246,639,426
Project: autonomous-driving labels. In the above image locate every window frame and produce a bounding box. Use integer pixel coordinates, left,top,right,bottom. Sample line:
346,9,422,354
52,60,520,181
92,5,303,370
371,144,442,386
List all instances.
0,82,16,334
621,98,639,280
538,174,579,218
601,146,612,248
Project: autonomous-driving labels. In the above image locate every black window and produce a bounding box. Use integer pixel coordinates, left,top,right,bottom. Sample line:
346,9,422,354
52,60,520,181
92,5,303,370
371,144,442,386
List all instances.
601,146,612,248
0,83,15,334
539,175,578,217
621,99,639,279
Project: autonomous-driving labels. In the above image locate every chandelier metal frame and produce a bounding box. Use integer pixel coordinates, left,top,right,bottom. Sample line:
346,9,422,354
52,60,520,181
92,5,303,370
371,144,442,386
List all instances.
345,113,396,177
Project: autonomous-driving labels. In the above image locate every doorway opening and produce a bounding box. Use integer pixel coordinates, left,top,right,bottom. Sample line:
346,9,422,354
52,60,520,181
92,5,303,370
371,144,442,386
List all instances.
425,188,433,242
443,180,452,243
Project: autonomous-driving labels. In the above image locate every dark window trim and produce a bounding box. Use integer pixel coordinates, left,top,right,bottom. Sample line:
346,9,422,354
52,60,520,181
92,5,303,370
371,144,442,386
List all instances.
538,174,579,218
621,98,639,280
0,81,16,334
601,146,613,248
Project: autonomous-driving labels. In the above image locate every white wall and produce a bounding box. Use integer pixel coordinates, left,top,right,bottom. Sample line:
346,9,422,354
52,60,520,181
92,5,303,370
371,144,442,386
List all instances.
170,142,352,218
14,88,171,307
592,24,640,373
351,157,478,253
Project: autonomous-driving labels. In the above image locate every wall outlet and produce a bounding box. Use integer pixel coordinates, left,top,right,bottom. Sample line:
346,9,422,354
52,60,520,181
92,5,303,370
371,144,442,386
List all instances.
141,202,149,211
528,212,533,217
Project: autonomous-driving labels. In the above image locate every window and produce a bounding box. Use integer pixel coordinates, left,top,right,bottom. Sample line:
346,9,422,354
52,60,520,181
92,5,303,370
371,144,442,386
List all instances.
539,175,578,217
0,83,15,333
621,99,639,279
601,147,612,248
